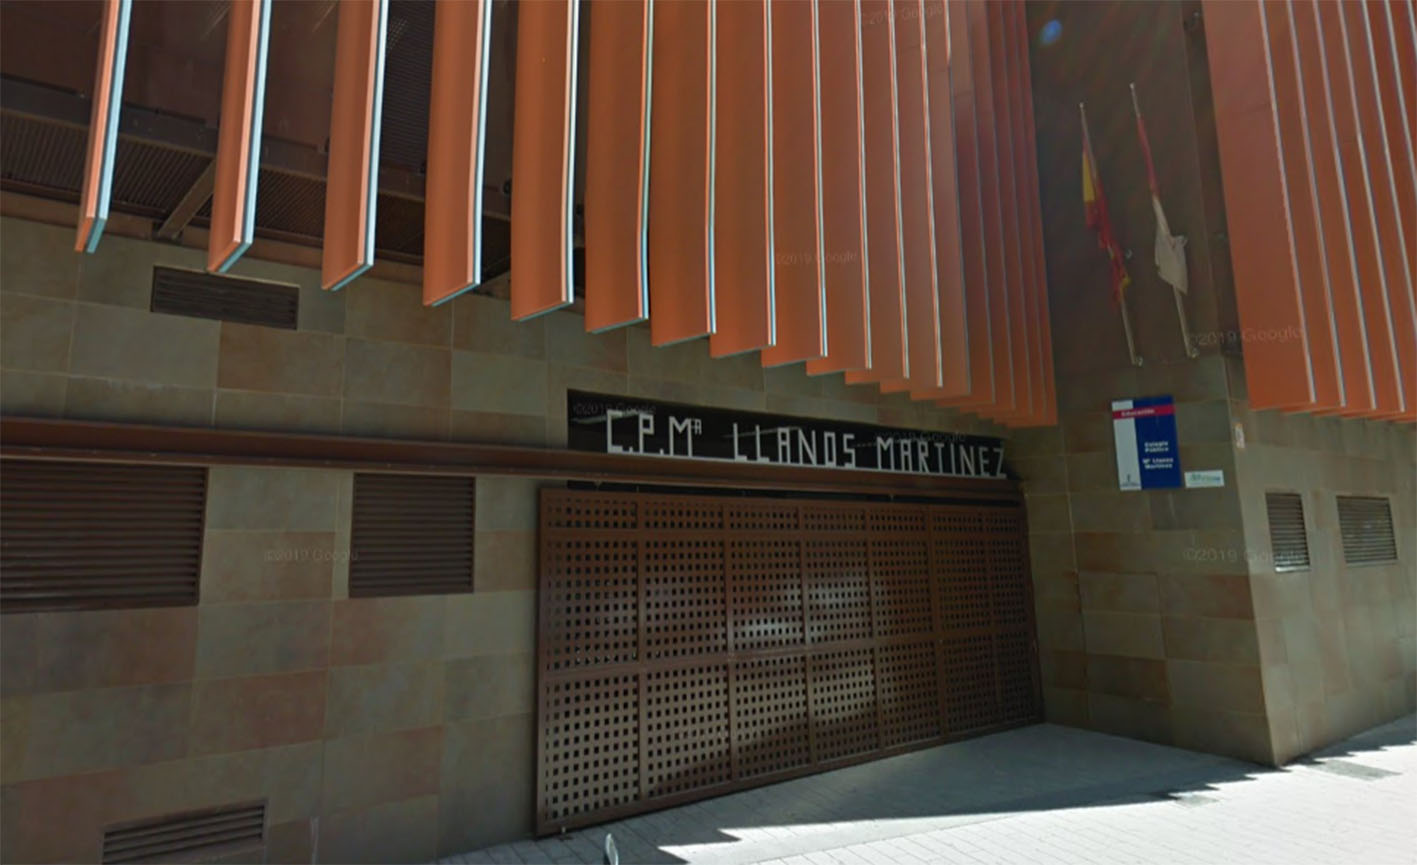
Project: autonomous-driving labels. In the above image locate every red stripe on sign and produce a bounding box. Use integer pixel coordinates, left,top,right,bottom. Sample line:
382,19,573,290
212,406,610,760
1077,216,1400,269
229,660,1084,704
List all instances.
1112,405,1176,420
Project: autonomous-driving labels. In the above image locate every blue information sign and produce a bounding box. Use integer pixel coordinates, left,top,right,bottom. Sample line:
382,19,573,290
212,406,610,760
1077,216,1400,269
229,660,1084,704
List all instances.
1112,395,1182,490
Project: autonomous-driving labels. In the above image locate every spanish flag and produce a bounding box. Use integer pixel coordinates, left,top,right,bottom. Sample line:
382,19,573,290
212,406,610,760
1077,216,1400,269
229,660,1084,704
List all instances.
1080,103,1131,304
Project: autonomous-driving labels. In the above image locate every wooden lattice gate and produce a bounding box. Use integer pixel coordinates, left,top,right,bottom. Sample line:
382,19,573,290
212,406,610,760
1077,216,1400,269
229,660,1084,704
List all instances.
535,489,1040,834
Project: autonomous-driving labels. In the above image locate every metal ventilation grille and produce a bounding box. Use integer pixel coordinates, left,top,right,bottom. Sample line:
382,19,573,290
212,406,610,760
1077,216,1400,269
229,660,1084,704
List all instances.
1337,496,1398,565
112,140,212,218
151,266,299,329
0,112,85,201
1265,492,1310,571
350,474,475,597
0,461,207,614
102,801,265,864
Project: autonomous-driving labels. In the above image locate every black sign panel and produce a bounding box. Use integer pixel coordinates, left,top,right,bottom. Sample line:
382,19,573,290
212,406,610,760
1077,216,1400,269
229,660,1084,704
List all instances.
567,390,1006,478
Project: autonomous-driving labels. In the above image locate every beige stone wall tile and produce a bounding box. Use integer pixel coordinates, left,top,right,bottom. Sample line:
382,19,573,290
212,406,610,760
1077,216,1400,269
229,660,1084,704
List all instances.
1,292,72,372
207,467,343,531
443,591,536,659
1158,573,1255,619
299,281,346,335
344,339,450,407
318,794,440,865
63,376,214,425
342,400,450,440
1065,452,1116,492
627,325,704,382
707,349,765,391
451,350,547,415
0,614,38,697
322,726,443,813
1041,686,1089,726
76,235,200,309
330,597,445,666
474,531,536,592
214,390,343,434
0,216,81,299
1170,706,1273,764
1163,616,1262,665
1086,692,1173,745
1082,611,1165,659
324,662,442,736
438,714,534,854
4,683,191,781
1030,567,1080,613
0,369,66,416
546,309,629,371
333,473,354,601
1176,399,1232,444
1012,455,1067,494
448,410,546,445
195,601,331,678
626,376,698,404
1033,608,1085,653
692,384,769,413
763,362,824,396
123,741,323,827
1078,572,1160,614
1165,354,1230,401
266,818,316,864
190,671,327,756
1060,412,1111,453
0,769,127,863
1151,488,1244,531
1029,532,1077,579
1038,649,1088,690
201,531,335,603
1008,425,1064,458
1085,655,1170,703
1074,532,1158,573
31,608,196,693
1167,659,1265,714
451,295,545,358
475,477,539,532
345,277,451,346
1160,529,1252,575
69,303,219,387
216,323,344,396
1069,492,1152,533
1023,493,1070,532
444,653,534,722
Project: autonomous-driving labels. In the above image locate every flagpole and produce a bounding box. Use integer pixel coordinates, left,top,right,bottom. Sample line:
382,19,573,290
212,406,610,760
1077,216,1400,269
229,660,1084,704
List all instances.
1081,101,1142,367
1130,83,1198,359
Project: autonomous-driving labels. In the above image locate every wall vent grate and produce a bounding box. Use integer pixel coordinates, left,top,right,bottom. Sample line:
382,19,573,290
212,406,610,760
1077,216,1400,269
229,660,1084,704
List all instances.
1265,492,1310,571
0,461,206,613
1336,496,1398,565
101,801,265,864
150,266,299,329
350,473,475,597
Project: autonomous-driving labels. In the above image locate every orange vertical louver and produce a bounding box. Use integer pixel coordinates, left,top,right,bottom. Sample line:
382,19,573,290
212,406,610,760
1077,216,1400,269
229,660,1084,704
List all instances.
75,0,132,255
916,0,971,400
1203,0,1316,410
322,0,389,292
806,0,872,375
510,0,580,320
850,0,909,383
584,0,652,331
1010,0,1055,425
710,0,773,357
762,0,828,367
888,0,944,392
423,0,493,306
648,0,715,345
208,0,272,273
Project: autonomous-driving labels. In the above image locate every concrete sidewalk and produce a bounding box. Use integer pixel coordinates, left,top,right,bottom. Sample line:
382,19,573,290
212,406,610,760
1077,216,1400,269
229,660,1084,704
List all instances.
443,716,1417,865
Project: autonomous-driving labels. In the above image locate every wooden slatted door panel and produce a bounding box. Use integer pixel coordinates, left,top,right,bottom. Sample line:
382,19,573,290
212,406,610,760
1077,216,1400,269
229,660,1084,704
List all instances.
0,461,207,613
536,489,1036,834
